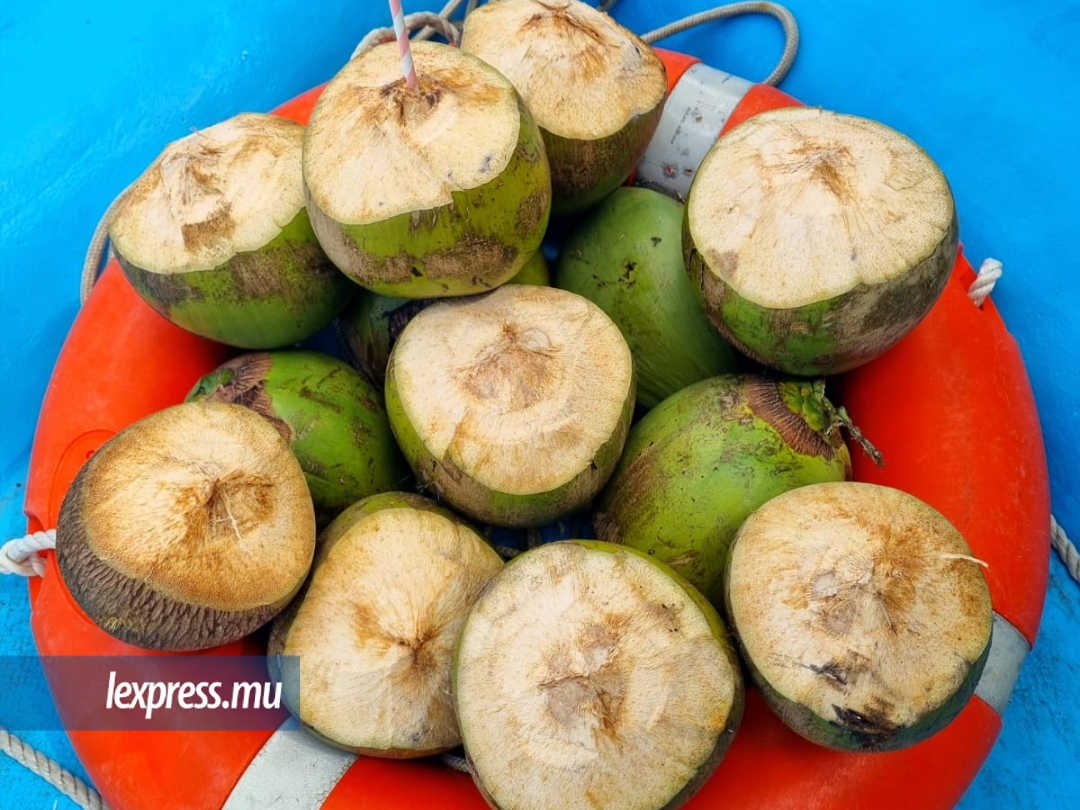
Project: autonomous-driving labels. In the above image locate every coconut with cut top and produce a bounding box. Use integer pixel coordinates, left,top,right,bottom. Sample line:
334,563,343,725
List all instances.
269,492,503,757
55,401,316,651
724,481,993,752
110,113,352,349
454,540,743,810
385,284,634,527
303,41,551,298
684,106,958,375
461,0,667,214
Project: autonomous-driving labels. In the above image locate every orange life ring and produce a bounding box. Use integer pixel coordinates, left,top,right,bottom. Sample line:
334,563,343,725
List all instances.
23,49,1049,810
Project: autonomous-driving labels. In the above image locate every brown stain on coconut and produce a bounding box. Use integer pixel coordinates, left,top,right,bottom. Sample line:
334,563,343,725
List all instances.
177,467,277,548
377,233,518,285
116,250,205,313
790,143,857,204
458,324,558,411
527,3,606,40
180,202,237,250
538,614,629,742
805,493,931,640
371,66,506,127
516,188,550,236
227,236,340,306
392,626,441,676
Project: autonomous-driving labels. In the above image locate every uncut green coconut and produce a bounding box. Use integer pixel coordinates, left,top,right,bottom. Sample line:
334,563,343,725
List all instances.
341,249,550,383
109,113,352,349
56,402,315,651
461,0,667,215
724,482,993,752
454,540,743,810
554,187,739,409
594,375,854,606
303,41,551,298
186,350,409,526
684,106,959,375
269,491,503,757
386,284,635,527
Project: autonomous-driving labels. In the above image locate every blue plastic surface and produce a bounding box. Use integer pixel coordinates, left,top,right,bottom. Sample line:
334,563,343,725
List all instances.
1,1,1078,808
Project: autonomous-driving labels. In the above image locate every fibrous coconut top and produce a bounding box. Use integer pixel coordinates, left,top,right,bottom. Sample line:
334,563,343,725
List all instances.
461,0,667,140
728,482,992,731
110,113,306,274
279,503,503,753
688,107,956,308
73,402,315,612
304,41,522,225
456,542,737,810
390,285,633,496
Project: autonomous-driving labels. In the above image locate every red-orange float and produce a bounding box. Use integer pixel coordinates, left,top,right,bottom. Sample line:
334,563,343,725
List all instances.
24,49,1049,810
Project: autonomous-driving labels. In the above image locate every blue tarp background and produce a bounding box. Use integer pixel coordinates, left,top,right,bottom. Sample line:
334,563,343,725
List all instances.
1,1,1077,807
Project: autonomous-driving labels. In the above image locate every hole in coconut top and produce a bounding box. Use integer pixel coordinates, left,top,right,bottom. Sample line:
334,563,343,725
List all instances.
303,41,521,225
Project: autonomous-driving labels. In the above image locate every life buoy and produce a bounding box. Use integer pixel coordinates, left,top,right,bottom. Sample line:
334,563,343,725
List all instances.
23,48,1049,810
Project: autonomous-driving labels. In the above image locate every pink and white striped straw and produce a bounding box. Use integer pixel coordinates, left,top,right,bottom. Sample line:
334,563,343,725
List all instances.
388,0,418,91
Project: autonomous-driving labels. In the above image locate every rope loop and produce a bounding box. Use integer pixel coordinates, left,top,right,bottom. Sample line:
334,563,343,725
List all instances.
639,2,800,86
1052,515,1080,584
352,11,461,60
0,530,55,578
968,257,1003,308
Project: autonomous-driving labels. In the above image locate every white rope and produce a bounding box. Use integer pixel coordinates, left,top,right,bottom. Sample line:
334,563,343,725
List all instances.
80,183,134,305
351,11,461,60
439,751,471,773
379,0,476,47
639,2,800,86
0,535,112,810
968,257,1003,307
0,727,110,810
0,530,55,578
1052,515,1080,583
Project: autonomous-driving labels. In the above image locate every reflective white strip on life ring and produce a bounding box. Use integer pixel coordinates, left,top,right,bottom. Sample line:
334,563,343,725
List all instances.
974,611,1030,717
221,715,356,810
635,63,752,201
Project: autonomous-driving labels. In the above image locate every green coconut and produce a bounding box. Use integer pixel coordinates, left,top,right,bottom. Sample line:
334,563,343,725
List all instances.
594,374,853,606
461,0,667,215
109,112,353,349
56,402,315,651
269,491,503,757
186,350,409,526
454,540,743,810
554,187,739,409
385,284,635,527
341,250,550,383
303,41,551,298
684,106,959,375
724,482,992,752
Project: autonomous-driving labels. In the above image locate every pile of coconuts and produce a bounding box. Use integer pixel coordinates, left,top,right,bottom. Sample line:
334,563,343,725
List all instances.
54,2,994,809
